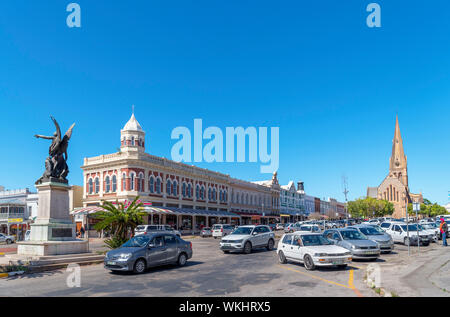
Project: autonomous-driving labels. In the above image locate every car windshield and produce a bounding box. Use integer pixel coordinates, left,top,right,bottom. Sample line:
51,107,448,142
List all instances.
359,227,383,236
135,226,145,230
301,235,333,246
422,223,436,229
401,225,420,231
372,226,385,234
300,226,312,231
232,227,253,235
121,235,150,248
340,230,367,240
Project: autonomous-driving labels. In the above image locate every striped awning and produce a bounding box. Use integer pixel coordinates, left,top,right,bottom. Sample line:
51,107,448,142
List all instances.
71,206,105,215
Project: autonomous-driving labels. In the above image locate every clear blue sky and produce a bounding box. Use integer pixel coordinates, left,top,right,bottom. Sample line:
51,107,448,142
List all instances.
0,1,449,204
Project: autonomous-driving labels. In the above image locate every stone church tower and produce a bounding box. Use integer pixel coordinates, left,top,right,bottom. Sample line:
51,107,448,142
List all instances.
367,116,423,219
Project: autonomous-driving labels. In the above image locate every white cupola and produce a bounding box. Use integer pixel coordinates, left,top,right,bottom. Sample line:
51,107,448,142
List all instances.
120,113,145,153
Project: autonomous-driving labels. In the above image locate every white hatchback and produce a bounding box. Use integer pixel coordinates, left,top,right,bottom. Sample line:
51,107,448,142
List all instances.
277,233,352,270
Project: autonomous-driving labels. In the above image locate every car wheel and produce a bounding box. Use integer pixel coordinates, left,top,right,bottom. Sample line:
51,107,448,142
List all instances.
133,259,146,274
178,253,187,266
404,237,410,246
303,255,315,271
243,241,252,254
266,239,274,251
6,239,11,244
278,251,287,264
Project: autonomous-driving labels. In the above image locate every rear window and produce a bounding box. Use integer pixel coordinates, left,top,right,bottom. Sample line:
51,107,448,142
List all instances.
147,225,158,230
136,226,145,230
203,227,211,230
212,225,222,229
282,235,293,245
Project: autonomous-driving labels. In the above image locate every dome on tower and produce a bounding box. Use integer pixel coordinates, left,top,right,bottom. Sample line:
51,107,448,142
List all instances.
122,113,143,132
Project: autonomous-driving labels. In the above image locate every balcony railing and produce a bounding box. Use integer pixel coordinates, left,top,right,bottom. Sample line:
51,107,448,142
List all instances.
0,213,26,220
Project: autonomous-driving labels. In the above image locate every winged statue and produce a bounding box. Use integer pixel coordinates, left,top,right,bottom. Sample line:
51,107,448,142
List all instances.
35,116,76,184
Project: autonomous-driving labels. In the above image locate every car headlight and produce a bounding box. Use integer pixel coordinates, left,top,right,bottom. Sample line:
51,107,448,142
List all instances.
351,245,360,250
314,253,328,257
118,253,132,260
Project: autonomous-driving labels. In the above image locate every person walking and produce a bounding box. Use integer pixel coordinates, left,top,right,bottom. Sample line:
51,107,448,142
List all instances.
440,218,448,247
80,226,85,238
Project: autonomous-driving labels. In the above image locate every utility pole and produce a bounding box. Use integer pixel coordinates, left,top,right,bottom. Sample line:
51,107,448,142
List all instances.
342,176,350,225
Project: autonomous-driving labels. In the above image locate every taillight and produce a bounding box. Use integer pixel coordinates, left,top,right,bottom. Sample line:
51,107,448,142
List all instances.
221,228,223,232
189,242,192,249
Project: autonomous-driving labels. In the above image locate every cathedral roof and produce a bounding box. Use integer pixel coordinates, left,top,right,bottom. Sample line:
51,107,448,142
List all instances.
122,113,143,132
390,116,407,171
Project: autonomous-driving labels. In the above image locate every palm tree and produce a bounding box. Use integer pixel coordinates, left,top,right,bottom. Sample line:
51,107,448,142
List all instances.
93,196,146,249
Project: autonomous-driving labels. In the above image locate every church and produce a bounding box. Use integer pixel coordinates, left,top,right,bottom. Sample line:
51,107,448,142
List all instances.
367,116,423,219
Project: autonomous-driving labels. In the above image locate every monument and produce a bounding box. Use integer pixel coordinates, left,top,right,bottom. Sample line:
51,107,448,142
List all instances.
18,116,88,256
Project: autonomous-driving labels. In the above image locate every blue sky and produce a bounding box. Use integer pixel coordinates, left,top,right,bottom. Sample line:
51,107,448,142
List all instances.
0,1,449,204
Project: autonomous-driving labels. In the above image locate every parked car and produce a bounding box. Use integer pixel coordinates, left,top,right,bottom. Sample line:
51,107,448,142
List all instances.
363,219,381,226
104,233,193,274
384,222,430,246
212,224,234,239
347,225,394,253
276,223,285,230
418,224,439,242
0,233,15,244
200,227,212,238
284,223,296,233
294,224,322,234
323,229,380,260
219,225,275,254
268,223,277,231
135,225,181,237
277,233,352,270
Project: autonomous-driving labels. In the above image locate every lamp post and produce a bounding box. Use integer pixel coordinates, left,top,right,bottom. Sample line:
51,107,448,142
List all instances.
404,192,411,256
413,201,421,253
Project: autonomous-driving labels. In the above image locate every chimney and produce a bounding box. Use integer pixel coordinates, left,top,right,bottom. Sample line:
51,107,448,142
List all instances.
297,181,304,191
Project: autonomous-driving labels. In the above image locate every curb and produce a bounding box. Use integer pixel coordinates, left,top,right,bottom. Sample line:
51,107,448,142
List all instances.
0,271,25,279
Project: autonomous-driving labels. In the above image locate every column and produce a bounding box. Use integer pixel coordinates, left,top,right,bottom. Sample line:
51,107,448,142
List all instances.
192,215,196,234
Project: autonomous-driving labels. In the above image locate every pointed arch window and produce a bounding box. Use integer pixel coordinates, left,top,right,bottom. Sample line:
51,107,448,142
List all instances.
149,176,155,193
166,179,172,195
187,183,192,198
95,178,100,194
156,178,161,194
173,180,178,197
105,176,111,193
122,173,127,191
88,178,93,195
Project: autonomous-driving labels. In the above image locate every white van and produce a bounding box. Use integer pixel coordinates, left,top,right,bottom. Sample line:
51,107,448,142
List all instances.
212,224,234,239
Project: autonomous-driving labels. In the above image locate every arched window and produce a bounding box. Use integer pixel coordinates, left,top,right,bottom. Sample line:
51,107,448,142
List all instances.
130,173,135,191
105,176,111,193
149,177,154,193
95,178,100,194
201,186,205,200
212,188,216,201
131,136,135,146
196,185,199,199
208,188,212,201
187,183,192,198
166,179,172,195
137,173,144,192
156,178,161,194
173,181,178,197
183,183,187,198
112,175,117,192
88,178,93,194
122,173,127,191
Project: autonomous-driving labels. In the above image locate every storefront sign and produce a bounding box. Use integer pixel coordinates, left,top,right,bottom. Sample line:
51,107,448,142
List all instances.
8,218,23,223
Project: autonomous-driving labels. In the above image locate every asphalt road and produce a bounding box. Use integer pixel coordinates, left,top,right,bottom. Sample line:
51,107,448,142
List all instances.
0,237,375,297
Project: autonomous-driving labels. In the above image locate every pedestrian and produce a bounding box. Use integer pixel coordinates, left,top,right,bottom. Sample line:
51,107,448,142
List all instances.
440,218,448,247
80,226,85,238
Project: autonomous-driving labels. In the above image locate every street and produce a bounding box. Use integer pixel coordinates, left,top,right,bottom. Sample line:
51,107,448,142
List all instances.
0,237,374,297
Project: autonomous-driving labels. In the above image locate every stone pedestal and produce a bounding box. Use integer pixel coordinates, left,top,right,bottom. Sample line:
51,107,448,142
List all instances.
18,182,88,256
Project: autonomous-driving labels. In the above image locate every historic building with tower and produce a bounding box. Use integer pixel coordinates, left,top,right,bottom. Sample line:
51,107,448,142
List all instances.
367,116,423,218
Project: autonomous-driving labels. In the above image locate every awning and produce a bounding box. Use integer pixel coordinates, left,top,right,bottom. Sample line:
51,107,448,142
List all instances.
144,206,240,218
280,214,291,217
71,206,105,215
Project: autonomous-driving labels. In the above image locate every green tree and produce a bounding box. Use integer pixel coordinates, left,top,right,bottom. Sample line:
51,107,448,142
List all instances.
408,199,448,218
93,196,146,249
348,197,394,218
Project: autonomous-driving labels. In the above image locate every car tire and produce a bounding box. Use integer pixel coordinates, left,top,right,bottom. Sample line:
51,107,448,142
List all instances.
266,239,274,251
303,255,315,271
6,239,12,244
404,237,410,246
178,253,188,266
243,241,252,254
133,259,147,274
278,251,287,264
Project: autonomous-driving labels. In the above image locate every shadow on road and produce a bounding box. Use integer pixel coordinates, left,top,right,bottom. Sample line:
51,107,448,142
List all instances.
108,260,204,276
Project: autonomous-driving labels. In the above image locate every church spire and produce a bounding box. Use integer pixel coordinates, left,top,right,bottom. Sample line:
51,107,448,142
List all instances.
389,116,408,185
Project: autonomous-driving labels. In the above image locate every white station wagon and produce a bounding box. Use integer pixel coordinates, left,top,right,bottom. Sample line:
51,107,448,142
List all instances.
277,233,352,270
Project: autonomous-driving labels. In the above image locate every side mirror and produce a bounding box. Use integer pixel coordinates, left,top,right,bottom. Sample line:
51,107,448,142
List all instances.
148,243,155,249
252,232,258,236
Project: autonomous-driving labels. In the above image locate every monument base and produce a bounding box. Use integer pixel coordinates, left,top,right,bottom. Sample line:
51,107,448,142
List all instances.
17,240,89,256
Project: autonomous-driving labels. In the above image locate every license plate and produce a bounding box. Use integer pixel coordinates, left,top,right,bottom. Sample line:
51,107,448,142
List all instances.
107,261,116,265
332,260,344,265
223,244,231,247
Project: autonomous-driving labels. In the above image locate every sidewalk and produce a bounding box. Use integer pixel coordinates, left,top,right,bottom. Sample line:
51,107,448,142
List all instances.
376,244,450,297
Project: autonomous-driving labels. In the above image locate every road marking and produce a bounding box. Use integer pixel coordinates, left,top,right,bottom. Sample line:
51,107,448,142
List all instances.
278,265,353,290
348,269,364,297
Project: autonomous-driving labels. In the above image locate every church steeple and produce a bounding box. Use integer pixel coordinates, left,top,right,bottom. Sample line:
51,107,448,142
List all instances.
389,116,408,186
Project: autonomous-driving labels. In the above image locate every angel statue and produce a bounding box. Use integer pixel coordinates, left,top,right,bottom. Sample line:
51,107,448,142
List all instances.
35,116,76,185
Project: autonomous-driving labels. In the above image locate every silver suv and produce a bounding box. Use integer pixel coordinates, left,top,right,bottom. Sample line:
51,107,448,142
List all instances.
219,225,275,254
